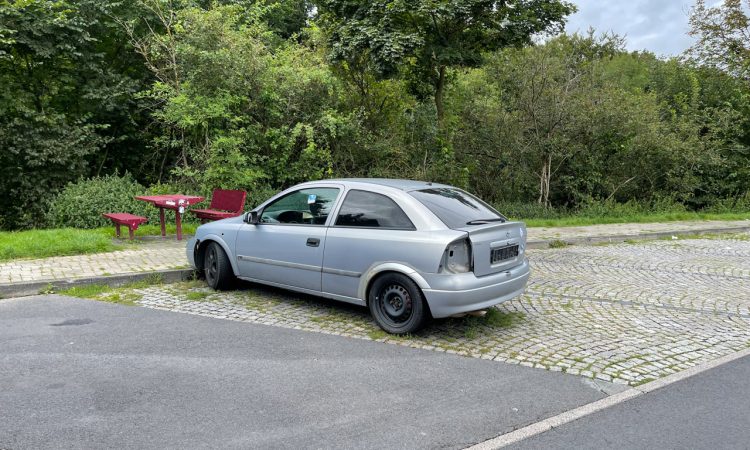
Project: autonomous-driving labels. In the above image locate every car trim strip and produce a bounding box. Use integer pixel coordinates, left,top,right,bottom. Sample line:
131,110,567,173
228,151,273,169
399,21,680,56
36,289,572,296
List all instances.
237,255,320,272
237,255,362,278
321,267,362,278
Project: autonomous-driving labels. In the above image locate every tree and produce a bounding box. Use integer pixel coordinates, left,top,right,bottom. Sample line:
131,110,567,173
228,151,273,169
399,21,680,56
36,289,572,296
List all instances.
0,0,145,229
316,0,575,125
477,34,619,206
121,2,343,195
688,0,750,81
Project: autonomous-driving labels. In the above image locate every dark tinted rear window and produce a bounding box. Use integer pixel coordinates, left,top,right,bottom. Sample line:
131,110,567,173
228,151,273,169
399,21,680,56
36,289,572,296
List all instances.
409,188,505,229
335,190,415,229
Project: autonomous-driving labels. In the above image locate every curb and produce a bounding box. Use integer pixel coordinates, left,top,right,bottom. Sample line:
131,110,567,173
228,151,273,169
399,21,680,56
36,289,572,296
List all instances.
0,269,197,299
526,225,750,249
466,346,750,449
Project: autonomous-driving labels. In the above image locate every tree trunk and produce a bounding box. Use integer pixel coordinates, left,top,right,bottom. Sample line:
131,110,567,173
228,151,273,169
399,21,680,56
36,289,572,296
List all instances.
434,65,446,126
538,154,552,207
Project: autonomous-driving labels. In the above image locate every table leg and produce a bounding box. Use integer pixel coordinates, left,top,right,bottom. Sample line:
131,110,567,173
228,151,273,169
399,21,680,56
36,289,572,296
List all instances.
159,207,166,238
115,223,121,238
176,209,183,241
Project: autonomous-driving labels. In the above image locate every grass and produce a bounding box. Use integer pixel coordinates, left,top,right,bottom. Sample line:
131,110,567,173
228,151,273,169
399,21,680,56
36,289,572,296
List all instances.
548,239,568,248
0,223,198,261
56,274,165,306
58,284,113,298
367,329,389,340
633,377,657,386
461,309,526,339
522,211,750,228
186,291,211,301
0,228,120,261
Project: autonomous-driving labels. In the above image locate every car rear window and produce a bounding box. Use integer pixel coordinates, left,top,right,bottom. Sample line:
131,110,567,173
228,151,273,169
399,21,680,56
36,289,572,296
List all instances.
335,190,415,229
409,188,506,229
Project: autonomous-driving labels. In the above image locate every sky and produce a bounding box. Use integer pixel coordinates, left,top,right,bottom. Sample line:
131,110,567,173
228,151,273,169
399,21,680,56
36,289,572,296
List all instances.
565,0,697,57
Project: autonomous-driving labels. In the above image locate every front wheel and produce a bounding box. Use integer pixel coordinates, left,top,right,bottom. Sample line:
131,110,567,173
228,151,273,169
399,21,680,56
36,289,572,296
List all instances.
368,273,429,335
204,242,233,290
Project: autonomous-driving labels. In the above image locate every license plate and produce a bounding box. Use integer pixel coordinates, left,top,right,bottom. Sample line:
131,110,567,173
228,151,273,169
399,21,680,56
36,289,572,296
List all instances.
491,244,519,264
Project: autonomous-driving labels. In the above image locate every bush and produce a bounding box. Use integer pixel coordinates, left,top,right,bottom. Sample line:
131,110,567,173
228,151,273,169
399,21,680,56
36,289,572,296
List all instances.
495,201,567,221
46,174,190,229
576,198,687,218
701,192,750,214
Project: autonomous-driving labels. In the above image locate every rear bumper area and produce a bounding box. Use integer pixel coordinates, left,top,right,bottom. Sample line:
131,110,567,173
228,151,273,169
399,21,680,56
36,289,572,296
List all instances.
421,258,531,318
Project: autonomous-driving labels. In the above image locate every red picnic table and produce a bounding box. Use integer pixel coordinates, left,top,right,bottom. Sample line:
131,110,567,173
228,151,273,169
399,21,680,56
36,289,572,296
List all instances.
135,194,205,241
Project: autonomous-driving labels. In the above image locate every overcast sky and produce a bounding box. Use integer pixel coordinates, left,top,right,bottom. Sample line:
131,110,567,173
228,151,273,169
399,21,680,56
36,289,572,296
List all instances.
565,0,697,57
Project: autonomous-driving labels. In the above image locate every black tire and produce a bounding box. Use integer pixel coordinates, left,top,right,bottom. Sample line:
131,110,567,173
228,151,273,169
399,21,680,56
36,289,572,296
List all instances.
368,273,428,334
204,242,233,290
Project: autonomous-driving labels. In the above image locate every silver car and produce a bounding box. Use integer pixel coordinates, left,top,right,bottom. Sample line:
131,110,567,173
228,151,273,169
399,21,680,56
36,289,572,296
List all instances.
187,179,530,334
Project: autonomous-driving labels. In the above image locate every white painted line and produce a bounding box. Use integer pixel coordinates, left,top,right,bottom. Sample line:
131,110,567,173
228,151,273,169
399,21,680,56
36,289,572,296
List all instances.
466,346,750,449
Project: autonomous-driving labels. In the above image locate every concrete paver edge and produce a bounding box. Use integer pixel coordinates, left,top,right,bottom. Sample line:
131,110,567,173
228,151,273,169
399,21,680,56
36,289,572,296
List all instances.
0,269,196,299
466,346,750,449
526,225,750,249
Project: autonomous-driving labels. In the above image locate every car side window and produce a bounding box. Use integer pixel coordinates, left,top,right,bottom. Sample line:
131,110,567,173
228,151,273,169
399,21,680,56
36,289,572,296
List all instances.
335,190,415,229
260,188,340,225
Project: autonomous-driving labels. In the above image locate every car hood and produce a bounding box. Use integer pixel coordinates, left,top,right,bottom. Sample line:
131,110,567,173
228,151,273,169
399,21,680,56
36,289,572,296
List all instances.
195,215,245,238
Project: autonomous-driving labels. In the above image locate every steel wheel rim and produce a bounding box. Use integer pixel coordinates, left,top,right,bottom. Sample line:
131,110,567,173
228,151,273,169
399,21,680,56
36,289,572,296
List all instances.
206,247,218,282
378,284,413,325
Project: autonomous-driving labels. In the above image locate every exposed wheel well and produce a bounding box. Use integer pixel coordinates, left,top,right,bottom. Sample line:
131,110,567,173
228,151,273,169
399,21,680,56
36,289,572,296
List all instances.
194,239,214,273
366,270,433,318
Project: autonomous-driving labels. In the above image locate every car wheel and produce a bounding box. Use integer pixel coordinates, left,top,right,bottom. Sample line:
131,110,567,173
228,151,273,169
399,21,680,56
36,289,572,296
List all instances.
204,242,233,290
368,273,428,334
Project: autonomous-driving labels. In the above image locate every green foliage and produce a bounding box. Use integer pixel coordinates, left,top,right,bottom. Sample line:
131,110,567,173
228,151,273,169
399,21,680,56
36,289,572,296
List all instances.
132,2,339,196
449,33,747,209
1,0,750,231
688,0,750,79
0,0,152,229
46,173,189,229
317,0,575,121
495,202,567,221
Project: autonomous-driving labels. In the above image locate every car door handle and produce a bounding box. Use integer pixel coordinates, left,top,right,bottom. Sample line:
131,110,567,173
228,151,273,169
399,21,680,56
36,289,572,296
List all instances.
306,237,320,247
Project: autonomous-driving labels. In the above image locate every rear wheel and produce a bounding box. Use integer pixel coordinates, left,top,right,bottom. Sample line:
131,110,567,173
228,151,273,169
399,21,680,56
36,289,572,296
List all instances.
368,273,428,334
204,242,233,290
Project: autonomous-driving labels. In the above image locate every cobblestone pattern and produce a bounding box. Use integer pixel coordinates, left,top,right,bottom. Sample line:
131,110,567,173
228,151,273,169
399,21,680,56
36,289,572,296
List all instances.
126,234,750,386
0,240,188,284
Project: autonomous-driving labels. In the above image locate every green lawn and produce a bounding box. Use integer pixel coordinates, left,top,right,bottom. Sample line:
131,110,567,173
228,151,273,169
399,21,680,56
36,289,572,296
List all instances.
0,223,197,261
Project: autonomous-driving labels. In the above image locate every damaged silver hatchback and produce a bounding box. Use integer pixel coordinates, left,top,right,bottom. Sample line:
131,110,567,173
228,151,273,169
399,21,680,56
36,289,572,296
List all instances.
187,179,530,334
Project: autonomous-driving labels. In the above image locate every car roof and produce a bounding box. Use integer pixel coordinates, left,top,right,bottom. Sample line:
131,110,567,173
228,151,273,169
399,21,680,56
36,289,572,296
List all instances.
325,178,453,192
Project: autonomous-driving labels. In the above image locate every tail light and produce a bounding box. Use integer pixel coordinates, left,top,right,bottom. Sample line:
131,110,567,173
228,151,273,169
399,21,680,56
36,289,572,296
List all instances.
439,238,472,274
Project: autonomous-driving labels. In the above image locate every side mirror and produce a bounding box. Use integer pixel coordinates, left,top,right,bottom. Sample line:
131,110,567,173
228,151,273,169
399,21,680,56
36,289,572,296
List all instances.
245,210,259,224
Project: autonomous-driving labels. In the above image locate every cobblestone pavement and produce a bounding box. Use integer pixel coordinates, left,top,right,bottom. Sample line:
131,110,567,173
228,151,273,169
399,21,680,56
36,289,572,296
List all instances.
0,240,187,284
104,233,750,386
527,219,750,243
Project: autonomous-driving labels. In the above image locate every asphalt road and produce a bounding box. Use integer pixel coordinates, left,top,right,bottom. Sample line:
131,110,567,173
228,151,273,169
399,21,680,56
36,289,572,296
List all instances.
512,354,750,450
0,295,608,450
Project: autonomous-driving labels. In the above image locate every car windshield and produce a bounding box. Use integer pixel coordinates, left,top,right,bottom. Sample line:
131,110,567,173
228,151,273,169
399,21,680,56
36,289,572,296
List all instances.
409,188,506,229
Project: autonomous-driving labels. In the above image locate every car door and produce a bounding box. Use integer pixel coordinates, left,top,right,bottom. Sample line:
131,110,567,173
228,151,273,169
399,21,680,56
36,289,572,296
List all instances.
235,185,342,292
322,189,417,300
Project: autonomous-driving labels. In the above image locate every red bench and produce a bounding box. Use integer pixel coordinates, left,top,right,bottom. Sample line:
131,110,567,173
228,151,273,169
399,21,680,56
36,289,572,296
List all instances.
190,189,247,223
102,213,148,240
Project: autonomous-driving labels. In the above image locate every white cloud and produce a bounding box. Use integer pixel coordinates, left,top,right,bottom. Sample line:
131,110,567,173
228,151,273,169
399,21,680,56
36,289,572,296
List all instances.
565,0,697,56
